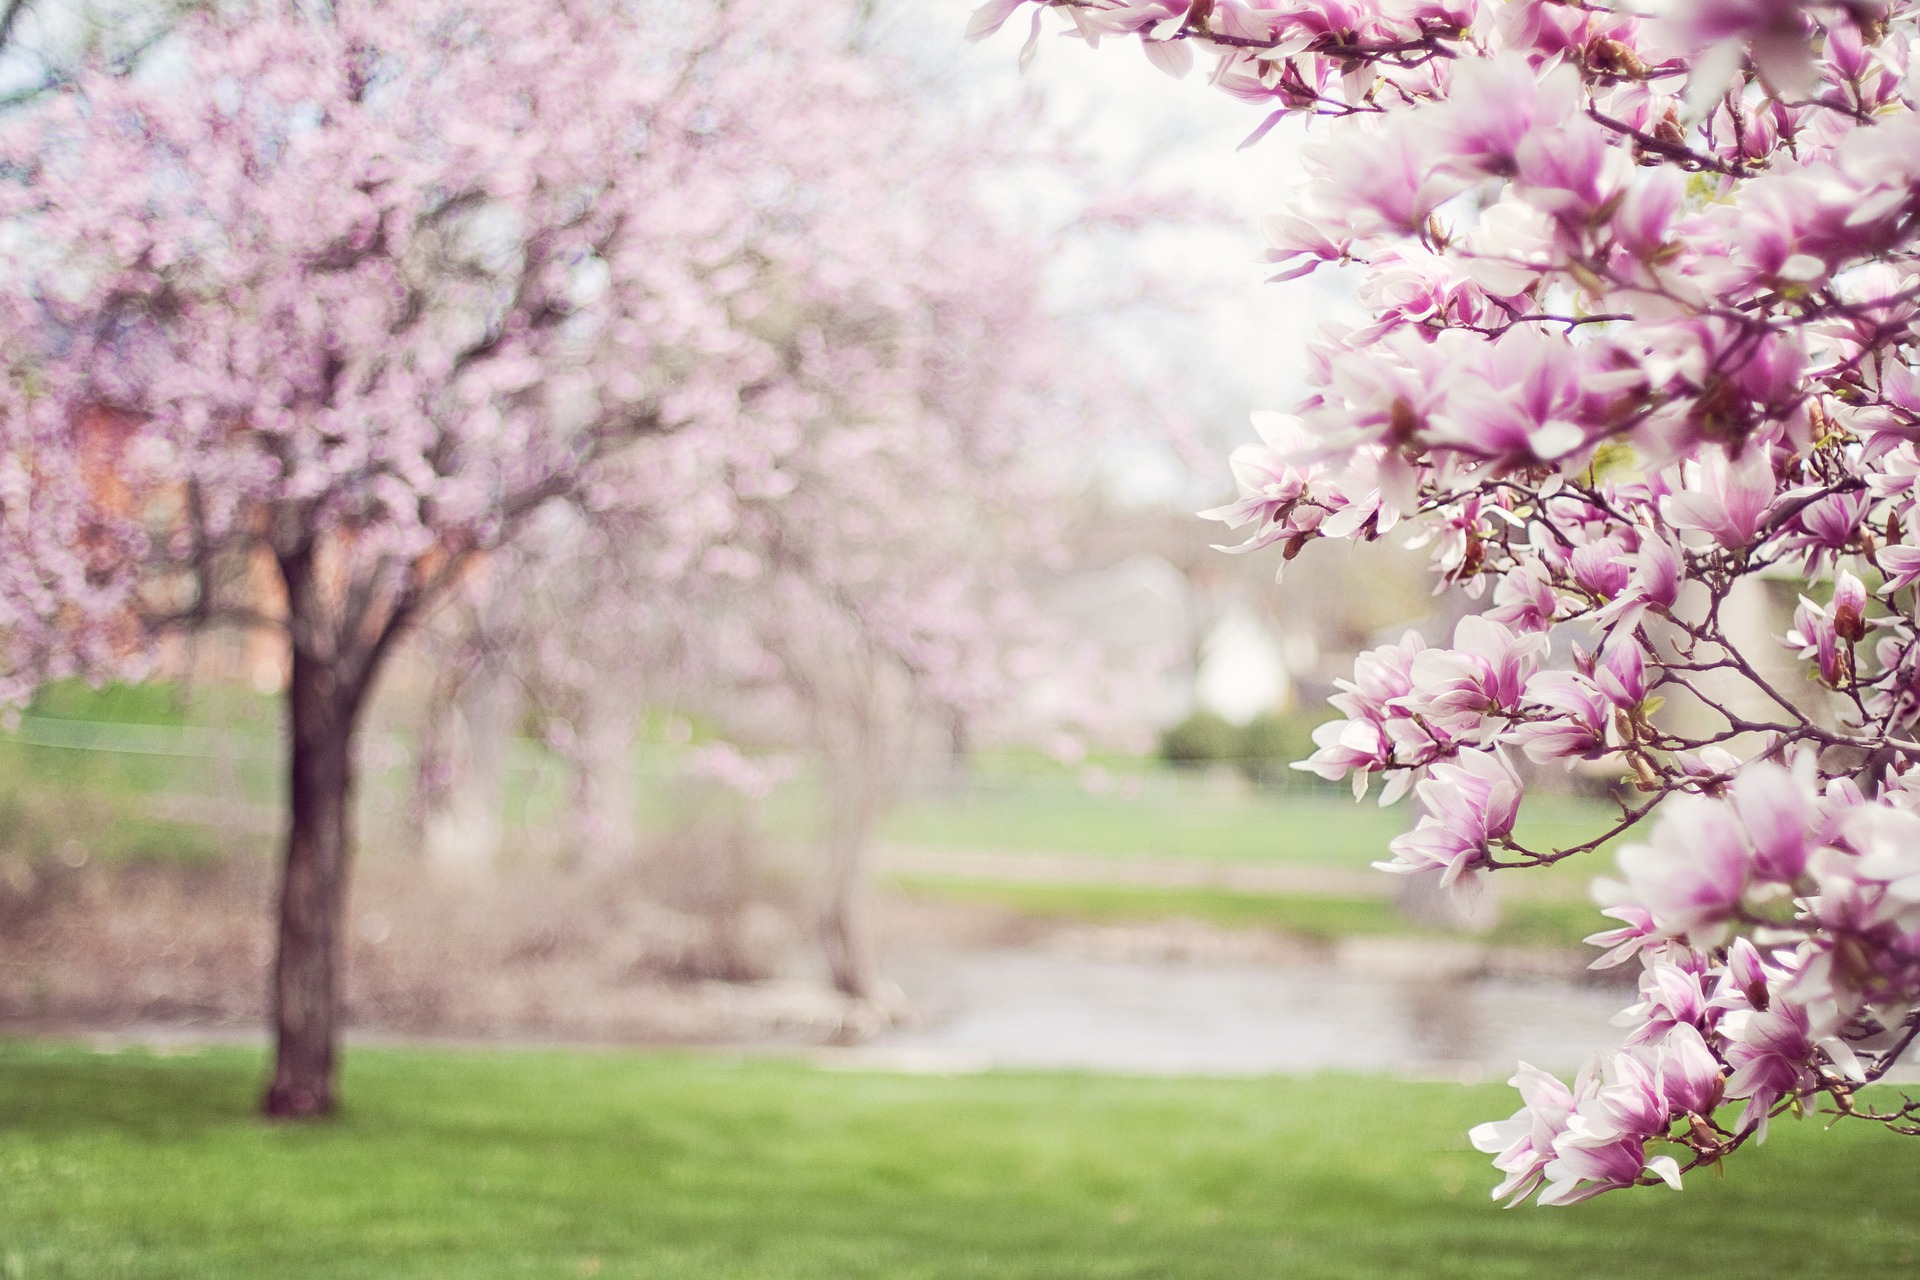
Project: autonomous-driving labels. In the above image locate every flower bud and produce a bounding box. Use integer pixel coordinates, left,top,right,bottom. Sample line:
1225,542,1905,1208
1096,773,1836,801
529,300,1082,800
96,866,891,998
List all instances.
1833,570,1868,643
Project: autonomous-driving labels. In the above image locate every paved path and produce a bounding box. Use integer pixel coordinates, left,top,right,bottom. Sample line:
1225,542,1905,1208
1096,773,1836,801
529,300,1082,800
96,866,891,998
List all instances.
853,946,1624,1077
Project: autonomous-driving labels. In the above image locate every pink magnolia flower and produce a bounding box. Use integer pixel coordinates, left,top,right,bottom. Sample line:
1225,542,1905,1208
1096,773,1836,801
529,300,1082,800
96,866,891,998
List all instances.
1429,327,1636,465
1487,563,1562,633
1785,594,1847,686
1615,794,1752,944
1585,904,1659,969
1298,715,1395,792
1832,570,1869,642
1263,210,1354,282
1612,167,1687,263
1591,639,1651,710
1877,544,1920,596
1513,113,1631,237
1613,958,1709,1046
1661,447,1775,548
1730,759,1816,883
1538,1051,1682,1205
1667,0,1818,98
1377,748,1522,893
1434,55,1581,179
1200,412,1328,558
1655,1022,1726,1119
1334,630,1430,720
1299,111,1470,236
1721,1000,1819,1138
1398,614,1550,736
1352,246,1498,339
1470,1062,1578,1206
1773,491,1869,574
1297,631,1434,795
1513,669,1612,765
1594,534,1688,633
1707,937,1775,1022
1569,537,1632,600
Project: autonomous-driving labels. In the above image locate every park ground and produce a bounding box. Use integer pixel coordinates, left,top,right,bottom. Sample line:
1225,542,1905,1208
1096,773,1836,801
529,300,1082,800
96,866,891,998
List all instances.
8,687,1880,1276
2,1040,1919,1279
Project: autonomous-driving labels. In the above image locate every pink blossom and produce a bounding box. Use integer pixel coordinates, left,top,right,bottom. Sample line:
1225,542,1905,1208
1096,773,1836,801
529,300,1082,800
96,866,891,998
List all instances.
1591,639,1650,710
1877,544,1920,596
1661,448,1775,548
1785,594,1848,685
1774,491,1869,574
1487,564,1562,633
1538,1052,1680,1205
1300,112,1470,236
1613,959,1709,1046
1615,795,1752,943
1513,670,1612,765
1398,615,1549,735
1730,760,1815,884
1667,0,1818,97
1434,56,1581,179
1708,937,1778,1022
1470,1062,1578,1206
1569,537,1632,600
1656,1023,1727,1120
1584,904,1659,969
1200,413,1327,556
982,0,1920,1203
1376,748,1522,892
1721,1001,1819,1138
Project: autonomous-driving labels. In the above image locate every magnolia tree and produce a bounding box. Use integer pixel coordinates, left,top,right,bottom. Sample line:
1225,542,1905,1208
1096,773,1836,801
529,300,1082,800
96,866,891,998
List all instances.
0,0,992,1117
976,0,1920,1206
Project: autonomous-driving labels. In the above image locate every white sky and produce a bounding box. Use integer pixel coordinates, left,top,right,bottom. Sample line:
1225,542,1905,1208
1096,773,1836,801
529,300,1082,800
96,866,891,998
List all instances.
930,2,1362,504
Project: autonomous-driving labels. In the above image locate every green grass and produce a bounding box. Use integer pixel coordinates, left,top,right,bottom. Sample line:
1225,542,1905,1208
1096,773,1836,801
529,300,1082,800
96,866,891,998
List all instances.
880,779,1629,869
894,877,1608,950
880,784,1413,863
0,1042,1917,1278
1,682,1638,878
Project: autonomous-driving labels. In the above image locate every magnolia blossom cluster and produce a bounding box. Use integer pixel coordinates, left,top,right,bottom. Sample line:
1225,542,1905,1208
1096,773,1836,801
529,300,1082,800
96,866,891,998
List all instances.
1475,758,1920,1203
976,0,1920,1202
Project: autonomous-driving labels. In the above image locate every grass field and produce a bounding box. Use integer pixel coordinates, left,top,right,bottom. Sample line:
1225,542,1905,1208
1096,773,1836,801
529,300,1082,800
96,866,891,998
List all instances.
5,680,1633,874
0,680,1631,955
878,776,1628,869
0,1041,1916,1279
891,877,1609,950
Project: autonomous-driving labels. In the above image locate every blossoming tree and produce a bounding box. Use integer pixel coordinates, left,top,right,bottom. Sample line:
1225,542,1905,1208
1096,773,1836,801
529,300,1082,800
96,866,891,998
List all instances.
409,88,1147,1014
977,0,1920,1205
0,0,991,1117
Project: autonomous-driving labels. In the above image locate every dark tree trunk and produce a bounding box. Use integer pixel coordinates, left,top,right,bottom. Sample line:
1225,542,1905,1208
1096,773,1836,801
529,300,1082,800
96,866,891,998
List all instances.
263,644,363,1118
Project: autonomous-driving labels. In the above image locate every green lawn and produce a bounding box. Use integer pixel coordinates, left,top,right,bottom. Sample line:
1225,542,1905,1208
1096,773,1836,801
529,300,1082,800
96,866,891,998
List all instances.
6,680,1637,876
0,1042,1916,1278
892,877,1608,950
879,784,1414,863
880,780,1631,868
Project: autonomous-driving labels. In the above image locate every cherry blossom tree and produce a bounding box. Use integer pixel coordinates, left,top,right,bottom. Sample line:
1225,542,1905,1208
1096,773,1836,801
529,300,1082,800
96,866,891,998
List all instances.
0,0,1016,1117
409,83,1146,1015
976,0,1920,1204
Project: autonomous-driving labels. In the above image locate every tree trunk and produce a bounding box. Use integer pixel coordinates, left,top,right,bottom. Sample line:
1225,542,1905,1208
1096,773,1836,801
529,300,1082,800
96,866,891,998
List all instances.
819,763,885,1003
263,646,361,1119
